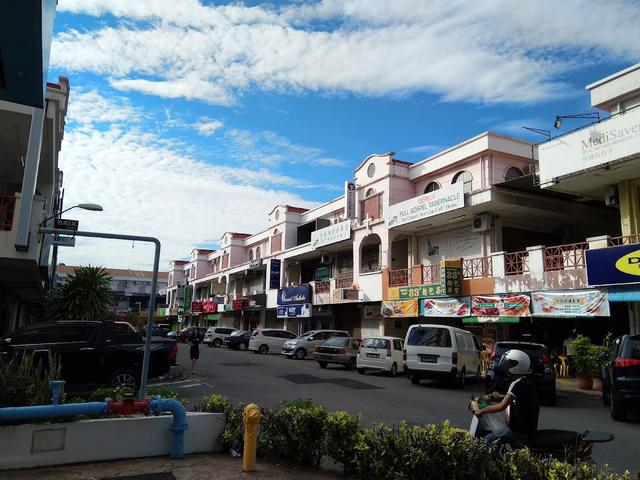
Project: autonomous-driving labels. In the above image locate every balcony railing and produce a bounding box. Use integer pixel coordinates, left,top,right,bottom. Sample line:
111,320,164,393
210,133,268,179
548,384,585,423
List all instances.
389,268,411,287
422,264,441,284
544,242,588,271
608,234,640,246
335,274,353,289
315,280,330,294
504,251,529,276
0,195,16,231
462,257,493,279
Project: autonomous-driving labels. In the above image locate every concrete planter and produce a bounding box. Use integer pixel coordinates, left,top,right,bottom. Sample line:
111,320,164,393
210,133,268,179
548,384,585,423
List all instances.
576,377,593,390
0,412,225,470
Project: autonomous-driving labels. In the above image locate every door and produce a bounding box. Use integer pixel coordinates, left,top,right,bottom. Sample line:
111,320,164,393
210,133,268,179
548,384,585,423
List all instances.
393,339,404,366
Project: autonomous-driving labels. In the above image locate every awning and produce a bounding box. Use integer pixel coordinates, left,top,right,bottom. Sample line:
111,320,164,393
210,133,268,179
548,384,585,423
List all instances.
463,316,520,324
607,286,640,303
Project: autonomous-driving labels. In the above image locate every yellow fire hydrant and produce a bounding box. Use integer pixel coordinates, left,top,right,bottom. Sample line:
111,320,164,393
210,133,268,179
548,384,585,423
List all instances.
242,403,262,472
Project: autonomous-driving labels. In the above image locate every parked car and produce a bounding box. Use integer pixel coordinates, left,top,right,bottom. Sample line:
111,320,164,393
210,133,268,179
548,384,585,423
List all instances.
141,323,171,337
313,337,361,369
404,324,481,387
204,327,238,347
602,334,640,421
485,341,557,405
249,328,297,354
177,326,208,343
224,330,252,350
0,320,177,390
357,336,404,377
282,329,350,360
166,330,178,339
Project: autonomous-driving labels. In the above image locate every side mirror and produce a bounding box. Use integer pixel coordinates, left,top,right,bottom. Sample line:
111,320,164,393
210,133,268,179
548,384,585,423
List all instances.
596,350,607,361
307,337,315,341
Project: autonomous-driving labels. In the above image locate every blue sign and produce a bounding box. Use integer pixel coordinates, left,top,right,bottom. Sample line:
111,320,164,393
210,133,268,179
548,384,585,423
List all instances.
277,304,311,318
277,285,312,305
586,244,640,286
269,259,281,290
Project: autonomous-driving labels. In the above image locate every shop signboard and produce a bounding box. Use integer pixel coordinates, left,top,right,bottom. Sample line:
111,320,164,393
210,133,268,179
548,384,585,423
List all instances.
277,284,311,305
246,293,266,309
538,106,640,187
381,299,419,318
223,304,233,312
386,182,464,229
210,283,226,295
586,244,640,286
277,303,311,318
248,258,263,269
205,313,220,321
232,299,245,311
202,300,218,313
183,286,193,314
395,259,462,299
471,294,531,317
531,290,610,317
269,259,281,290
345,180,356,219
191,301,203,313
462,317,520,324
342,289,359,300
311,220,351,249
420,297,470,317
157,307,166,317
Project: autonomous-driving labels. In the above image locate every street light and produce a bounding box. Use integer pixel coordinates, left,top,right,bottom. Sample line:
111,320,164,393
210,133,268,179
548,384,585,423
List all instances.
553,112,600,130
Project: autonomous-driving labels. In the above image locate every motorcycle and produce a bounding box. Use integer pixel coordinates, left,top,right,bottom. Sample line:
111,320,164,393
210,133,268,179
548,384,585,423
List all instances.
469,394,614,463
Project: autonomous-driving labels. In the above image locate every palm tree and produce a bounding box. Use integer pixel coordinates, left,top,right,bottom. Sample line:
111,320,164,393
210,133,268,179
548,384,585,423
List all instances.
49,266,113,321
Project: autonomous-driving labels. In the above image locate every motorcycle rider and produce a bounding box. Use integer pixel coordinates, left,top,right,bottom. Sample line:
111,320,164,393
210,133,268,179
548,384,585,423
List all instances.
472,349,539,444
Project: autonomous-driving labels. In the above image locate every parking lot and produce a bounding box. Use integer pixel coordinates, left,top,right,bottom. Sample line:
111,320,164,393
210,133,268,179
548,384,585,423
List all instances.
161,343,640,473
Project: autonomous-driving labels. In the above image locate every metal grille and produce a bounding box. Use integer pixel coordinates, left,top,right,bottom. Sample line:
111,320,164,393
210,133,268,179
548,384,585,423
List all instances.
504,251,529,275
315,280,330,293
544,243,588,271
0,195,16,231
422,264,441,284
335,274,353,289
608,234,640,246
389,268,411,287
462,257,493,279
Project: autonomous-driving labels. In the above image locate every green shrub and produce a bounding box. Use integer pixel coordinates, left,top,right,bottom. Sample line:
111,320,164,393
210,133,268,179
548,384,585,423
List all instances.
200,393,230,413
223,404,245,453
0,352,62,407
69,386,185,405
324,410,361,474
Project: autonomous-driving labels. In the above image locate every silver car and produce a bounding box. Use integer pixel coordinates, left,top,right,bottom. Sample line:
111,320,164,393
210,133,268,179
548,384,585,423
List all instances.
281,329,349,360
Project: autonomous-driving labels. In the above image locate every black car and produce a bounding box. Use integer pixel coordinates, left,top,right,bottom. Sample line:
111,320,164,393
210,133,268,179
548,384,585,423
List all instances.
602,334,640,421
224,330,252,350
177,326,208,343
485,341,557,406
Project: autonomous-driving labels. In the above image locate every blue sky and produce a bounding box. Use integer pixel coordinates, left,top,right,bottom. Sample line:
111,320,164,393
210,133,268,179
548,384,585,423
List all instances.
48,0,640,270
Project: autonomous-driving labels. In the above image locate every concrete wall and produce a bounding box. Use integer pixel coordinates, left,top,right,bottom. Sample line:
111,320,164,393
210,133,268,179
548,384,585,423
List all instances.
0,412,225,470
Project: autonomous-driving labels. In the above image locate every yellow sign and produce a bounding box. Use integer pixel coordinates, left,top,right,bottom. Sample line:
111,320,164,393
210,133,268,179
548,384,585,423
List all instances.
381,299,419,317
615,249,640,276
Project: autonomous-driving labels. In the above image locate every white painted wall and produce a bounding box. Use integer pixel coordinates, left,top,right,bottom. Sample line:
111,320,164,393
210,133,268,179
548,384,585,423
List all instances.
417,226,483,265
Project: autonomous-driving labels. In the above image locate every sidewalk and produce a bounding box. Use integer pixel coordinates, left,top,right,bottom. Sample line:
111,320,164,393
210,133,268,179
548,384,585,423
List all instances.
555,377,602,398
0,454,342,480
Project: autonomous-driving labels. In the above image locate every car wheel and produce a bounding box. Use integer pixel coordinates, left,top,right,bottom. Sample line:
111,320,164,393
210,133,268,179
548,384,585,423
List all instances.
474,366,481,383
346,358,356,370
454,368,466,388
358,368,366,375
207,342,214,348
294,348,307,360
239,342,248,351
410,375,421,385
610,390,627,421
602,382,611,406
108,369,138,391
390,363,398,377
259,344,269,354
319,361,328,369
213,339,222,348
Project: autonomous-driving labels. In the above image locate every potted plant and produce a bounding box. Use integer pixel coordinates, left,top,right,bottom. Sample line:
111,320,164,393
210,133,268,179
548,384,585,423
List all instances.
592,344,608,392
571,335,596,390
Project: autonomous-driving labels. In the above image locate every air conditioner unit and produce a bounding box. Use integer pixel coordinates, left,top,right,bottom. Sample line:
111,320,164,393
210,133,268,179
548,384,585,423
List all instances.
472,214,493,233
320,251,331,264
605,185,619,207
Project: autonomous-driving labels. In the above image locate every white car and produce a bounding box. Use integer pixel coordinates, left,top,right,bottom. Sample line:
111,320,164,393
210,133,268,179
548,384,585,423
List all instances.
357,336,404,377
248,328,297,354
404,324,481,387
204,327,238,347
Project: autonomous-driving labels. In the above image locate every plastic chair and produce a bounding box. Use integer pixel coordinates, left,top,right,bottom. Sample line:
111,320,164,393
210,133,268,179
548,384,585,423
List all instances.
558,355,569,377
481,351,490,375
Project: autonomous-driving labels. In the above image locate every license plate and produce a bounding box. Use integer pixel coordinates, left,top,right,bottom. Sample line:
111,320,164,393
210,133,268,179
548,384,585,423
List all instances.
320,355,331,360
366,353,380,359
420,355,437,363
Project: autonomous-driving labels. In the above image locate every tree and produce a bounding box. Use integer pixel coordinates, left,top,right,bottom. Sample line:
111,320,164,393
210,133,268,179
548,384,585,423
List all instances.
49,266,112,321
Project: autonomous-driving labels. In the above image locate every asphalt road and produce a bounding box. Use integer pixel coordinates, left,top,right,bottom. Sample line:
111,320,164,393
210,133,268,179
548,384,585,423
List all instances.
164,344,639,474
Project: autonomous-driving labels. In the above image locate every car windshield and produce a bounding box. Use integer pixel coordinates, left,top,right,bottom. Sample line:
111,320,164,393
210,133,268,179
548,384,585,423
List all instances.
363,338,389,349
297,332,313,340
324,337,350,347
628,337,640,359
407,327,451,347
495,343,545,360
231,330,246,336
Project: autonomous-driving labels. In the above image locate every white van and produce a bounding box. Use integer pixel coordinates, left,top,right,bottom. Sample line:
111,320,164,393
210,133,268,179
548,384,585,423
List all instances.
249,328,297,354
404,324,481,387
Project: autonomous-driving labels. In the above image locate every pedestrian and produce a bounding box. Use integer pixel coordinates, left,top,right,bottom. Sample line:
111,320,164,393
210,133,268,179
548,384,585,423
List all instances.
563,332,576,375
188,327,202,375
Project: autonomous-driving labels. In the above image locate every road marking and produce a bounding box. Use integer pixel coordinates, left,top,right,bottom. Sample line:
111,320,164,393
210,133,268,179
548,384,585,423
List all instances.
177,383,201,389
150,379,193,387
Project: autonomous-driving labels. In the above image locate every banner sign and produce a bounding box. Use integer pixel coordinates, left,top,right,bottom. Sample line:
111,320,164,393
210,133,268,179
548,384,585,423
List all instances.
395,260,462,299
222,304,233,312
381,299,419,318
311,219,352,249
269,259,282,290
210,283,226,295
277,284,312,305
420,297,470,317
277,303,311,318
232,299,245,311
202,300,218,313
462,317,520,324
183,286,193,314
386,182,464,228
531,290,610,317
248,258,263,269
586,244,640,286
345,180,356,219
471,294,531,317
191,301,203,313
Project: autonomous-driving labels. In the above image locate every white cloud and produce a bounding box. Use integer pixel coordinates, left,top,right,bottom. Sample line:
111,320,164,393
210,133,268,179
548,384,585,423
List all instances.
194,119,224,137
52,0,640,106
404,144,442,155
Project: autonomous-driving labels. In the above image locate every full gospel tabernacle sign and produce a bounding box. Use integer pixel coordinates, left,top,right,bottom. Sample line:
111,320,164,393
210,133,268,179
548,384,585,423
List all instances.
386,182,464,228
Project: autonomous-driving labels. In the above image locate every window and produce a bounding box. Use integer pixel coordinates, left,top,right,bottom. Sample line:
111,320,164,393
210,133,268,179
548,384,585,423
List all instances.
367,163,376,178
365,188,376,197
249,250,254,261
452,170,472,193
361,244,380,272
505,166,524,181
424,181,440,194
275,210,280,220
363,338,389,349
407,327,451,347
393,339,403,351
255,247,261,259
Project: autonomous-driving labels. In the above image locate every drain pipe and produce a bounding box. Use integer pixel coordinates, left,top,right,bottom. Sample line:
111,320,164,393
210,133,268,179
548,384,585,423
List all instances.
149,396,188,459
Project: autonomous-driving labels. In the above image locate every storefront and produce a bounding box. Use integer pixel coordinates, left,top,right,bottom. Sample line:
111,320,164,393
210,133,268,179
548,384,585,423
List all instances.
277,285,315,335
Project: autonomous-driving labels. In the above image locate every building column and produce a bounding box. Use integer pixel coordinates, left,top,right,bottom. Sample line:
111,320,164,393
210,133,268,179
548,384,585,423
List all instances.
619,180,640,237
526,245,546,288
15,107,46,251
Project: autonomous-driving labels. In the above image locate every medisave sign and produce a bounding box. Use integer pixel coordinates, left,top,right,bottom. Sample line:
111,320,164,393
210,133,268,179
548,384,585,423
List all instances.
538,106,640,186
386,182,464,228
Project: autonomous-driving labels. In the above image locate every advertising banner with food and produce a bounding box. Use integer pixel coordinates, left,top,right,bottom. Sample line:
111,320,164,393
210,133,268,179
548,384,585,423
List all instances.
381,299,419,318
531,290,610,317
420,297,470,317
471,294,531,317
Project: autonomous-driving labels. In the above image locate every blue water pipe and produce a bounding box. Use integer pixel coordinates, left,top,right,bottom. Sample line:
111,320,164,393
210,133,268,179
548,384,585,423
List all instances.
149,396,188,459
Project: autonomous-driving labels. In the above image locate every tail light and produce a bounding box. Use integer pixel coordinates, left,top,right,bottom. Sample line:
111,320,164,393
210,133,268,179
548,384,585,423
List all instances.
452,352,458,365
336,348,346,354
615,358,640,368
387,347,392,356
542,351,551,365
314,346,320,352
403,350,407,362
168,343,178,364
